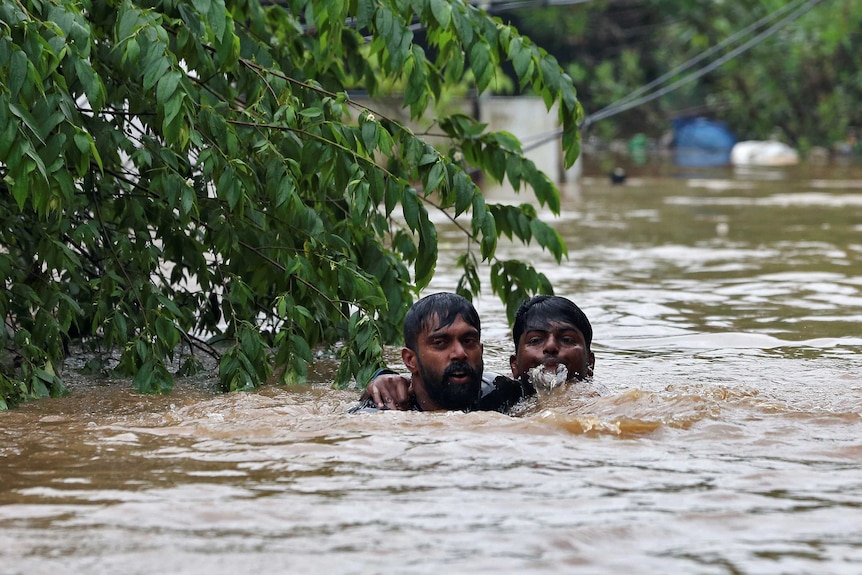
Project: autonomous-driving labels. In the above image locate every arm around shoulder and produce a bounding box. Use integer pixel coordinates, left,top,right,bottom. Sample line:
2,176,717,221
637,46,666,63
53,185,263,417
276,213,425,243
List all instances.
358,369,413,410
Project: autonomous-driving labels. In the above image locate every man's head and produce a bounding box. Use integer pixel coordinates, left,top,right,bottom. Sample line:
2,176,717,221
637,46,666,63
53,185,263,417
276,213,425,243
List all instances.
510,295,595,383
402,292,484,410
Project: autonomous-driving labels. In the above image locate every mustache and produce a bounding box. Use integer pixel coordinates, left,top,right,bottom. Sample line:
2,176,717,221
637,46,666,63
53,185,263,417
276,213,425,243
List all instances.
443,361,479,379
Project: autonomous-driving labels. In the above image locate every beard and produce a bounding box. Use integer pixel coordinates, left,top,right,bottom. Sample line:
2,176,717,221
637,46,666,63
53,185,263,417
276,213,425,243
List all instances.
418,359,483,410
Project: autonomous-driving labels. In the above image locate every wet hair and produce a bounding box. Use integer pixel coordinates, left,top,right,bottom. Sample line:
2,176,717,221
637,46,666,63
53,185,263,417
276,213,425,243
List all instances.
512,295,592,351
403,292,481,351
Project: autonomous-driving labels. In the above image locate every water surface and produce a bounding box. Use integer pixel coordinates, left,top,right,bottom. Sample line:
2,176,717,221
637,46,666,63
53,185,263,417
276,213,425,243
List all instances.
3,161,862,574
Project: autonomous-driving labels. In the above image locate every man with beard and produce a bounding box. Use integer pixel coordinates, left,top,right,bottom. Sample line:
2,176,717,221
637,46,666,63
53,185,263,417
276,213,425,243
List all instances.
356,295,596,413
350,292,485,412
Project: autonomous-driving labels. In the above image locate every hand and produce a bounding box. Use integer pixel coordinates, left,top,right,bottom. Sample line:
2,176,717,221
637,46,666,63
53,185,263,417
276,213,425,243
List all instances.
367,373,412,410
473,374,527,412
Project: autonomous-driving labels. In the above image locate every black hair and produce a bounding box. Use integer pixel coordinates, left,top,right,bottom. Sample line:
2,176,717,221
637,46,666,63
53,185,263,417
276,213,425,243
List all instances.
512,295,592,350
403,292,481,351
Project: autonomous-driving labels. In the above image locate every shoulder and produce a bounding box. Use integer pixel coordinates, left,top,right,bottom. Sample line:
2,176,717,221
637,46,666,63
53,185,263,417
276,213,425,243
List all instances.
474,371,526,413
347,396,380,413
347,396,421,413
480,370,502,398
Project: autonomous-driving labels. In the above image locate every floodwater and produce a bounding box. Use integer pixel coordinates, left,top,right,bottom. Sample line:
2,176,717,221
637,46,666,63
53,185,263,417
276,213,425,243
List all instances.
3,160,862,574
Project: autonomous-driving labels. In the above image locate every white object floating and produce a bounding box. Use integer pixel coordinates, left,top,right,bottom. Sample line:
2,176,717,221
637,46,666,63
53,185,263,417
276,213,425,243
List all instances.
731,140,800,166
528,364,568,391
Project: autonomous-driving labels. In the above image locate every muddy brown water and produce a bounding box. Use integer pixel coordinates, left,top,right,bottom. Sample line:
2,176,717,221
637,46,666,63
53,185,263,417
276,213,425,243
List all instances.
3,161,862,574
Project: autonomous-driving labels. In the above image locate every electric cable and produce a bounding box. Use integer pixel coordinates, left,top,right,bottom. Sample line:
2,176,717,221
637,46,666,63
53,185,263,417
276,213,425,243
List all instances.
591,0,811,119
584,0,824,127
521,0,825,151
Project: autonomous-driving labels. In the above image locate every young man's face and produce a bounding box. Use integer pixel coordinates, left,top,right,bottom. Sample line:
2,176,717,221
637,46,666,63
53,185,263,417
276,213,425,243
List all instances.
404,314,484,409
510,320,594,382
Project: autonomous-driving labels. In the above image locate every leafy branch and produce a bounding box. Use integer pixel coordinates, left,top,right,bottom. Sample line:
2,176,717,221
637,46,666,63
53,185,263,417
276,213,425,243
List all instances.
0,0,581,407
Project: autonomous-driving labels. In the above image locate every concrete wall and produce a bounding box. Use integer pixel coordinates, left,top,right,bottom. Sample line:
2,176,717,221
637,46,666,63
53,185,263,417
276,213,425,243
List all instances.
478,96,563,198
350,95,577,201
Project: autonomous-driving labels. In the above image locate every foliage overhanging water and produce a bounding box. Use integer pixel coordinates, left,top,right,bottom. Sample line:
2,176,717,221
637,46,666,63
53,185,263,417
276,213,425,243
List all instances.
3,161,862,574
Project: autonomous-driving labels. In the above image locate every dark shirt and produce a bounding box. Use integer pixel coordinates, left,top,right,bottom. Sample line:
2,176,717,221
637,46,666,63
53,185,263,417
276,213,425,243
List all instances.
474,372,533,413
348,371,531,414
347,395,423,413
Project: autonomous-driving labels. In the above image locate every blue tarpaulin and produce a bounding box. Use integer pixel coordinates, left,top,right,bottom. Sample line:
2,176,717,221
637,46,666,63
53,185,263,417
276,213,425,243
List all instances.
671,117,736,167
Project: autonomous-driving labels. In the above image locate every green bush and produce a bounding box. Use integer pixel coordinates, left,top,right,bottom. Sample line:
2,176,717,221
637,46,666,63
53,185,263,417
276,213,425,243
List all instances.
0,0,581,407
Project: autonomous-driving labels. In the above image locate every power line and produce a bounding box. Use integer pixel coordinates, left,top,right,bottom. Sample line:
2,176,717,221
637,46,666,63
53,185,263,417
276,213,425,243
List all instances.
521,0,825,151
341,0,826,151
591,0,810,118
481,0,599,13
584,0,824,127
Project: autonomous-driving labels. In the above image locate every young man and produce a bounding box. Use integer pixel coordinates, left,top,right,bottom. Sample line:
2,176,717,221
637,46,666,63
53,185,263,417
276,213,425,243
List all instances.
350,292,486,412
509,294,594,386
356,295,595,413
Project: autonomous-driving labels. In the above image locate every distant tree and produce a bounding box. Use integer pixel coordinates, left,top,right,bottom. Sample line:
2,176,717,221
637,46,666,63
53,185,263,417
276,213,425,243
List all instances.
0,0,582,408
509,0,862,149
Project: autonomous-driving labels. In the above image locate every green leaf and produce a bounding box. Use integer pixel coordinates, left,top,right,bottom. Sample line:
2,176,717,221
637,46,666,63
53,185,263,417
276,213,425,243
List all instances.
385,176,401,215
0,119,17,159
156,70,181,106
299,107,322,118
425,161,445,194
452,6,473,45
523,161,559,213
530,219,566,261
163,92,185,133
289,332,313,364
142,56,171,92
405,46,428,109
444,41,465,83
480,212,497,259
133,358,155,393
9,103,44,144
123,37,140,66
356,0,375,29
74,59,104,110
7,49,27,99
31,373,50,398
430,0,452,28
375,6,394,43
559,72,578,115
25,146,48,181
205,0,227,39
470,39,492,92
216,16,238,66
180,184,195,215
217,166,242,210
453,169,474,216
401,186,419,230
415,206,437,288
512,43,533,86
192,0,211,16
562,125,580,169
117,8,140,41
155,316,180,350
540,53,562,95
360,115,379,152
